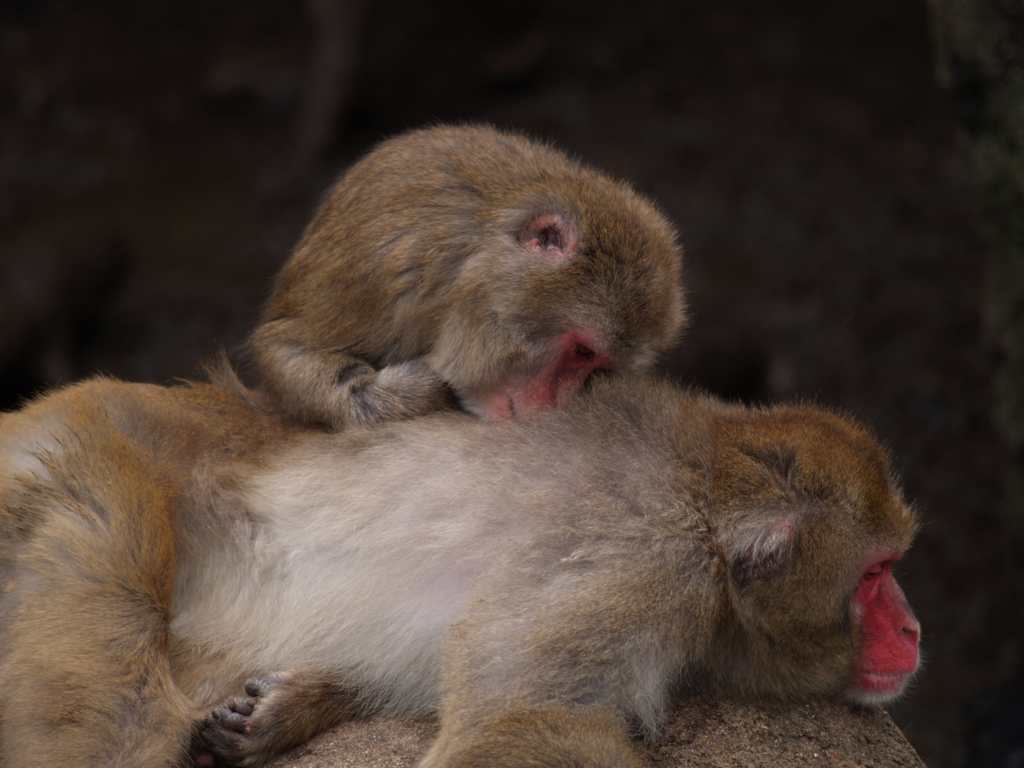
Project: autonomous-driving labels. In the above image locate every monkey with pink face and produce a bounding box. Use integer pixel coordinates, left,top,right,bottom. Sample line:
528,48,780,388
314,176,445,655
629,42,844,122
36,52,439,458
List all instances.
246,124,687,426
0,372,920,768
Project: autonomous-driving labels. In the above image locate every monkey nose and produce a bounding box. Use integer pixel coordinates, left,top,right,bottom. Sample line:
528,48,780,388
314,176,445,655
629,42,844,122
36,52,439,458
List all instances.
901,616,920,647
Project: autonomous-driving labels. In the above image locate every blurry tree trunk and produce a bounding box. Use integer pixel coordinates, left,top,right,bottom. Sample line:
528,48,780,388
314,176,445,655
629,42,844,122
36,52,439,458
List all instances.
929,0,1024,545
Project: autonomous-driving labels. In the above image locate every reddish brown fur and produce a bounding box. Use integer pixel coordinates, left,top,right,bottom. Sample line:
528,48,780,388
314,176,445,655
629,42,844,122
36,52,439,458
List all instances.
0,375,918,767
248,124,686,428
0,379,290,767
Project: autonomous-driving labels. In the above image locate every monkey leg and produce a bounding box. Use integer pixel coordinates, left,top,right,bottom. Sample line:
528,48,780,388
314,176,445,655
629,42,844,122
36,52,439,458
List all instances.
422,707,645,768
249,319,451,427
0,431,198,767
200,669,361,767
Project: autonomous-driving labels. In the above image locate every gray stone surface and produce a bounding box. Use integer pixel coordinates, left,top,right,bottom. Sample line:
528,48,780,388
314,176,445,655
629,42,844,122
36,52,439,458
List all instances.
268,698,924,768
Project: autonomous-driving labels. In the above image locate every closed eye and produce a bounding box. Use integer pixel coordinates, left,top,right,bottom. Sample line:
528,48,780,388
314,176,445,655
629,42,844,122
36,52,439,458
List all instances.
576,344,595,361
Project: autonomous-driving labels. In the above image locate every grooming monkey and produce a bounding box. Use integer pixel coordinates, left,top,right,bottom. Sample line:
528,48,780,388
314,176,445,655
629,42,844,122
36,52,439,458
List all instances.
0,373,919,767
248,124,686,426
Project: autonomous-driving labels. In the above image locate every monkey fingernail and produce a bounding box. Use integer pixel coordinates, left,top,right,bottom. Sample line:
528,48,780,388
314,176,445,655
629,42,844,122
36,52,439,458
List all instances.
212,707,251,733
234,700,255,716
245,678,269,696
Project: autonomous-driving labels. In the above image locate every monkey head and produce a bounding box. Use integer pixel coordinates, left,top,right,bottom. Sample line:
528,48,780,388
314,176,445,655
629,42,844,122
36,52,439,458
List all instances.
428,179,686,421
705,404,920,706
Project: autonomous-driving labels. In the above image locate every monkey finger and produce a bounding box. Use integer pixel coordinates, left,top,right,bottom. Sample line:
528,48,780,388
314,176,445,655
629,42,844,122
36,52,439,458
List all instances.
232,699,256,716
212,706,254,733
244,676,275,697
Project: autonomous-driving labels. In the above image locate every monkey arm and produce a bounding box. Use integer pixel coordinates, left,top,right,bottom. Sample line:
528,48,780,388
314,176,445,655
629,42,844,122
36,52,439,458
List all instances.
422,530,714,768
248,318,451,428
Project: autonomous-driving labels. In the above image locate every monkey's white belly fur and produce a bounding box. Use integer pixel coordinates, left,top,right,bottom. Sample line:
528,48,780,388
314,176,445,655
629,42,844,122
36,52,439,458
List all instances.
171,419,546,715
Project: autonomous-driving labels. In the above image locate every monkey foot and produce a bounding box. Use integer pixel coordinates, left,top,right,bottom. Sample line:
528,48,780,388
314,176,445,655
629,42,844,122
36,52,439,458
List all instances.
201,676,283,768
200,671,357,767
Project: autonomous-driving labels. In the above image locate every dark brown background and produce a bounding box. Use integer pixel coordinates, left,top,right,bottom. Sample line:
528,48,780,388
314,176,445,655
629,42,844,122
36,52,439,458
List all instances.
1,1,1021,766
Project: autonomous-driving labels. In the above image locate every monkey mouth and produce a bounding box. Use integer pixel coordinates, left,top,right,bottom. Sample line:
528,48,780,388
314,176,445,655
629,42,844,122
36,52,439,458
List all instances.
856,670,910,695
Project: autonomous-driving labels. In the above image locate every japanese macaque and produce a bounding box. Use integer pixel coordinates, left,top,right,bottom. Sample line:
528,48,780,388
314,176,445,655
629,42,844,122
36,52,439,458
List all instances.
0,373,920,767
247,124,686,427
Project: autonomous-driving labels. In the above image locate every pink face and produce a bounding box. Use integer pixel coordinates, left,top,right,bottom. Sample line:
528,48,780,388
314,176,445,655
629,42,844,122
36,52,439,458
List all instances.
848,554,920,704
481,331,612,420
477,211,614,420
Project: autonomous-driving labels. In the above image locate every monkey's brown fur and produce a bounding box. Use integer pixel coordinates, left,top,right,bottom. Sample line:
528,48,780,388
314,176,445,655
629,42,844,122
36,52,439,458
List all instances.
248,124,686,427
0,374,918,767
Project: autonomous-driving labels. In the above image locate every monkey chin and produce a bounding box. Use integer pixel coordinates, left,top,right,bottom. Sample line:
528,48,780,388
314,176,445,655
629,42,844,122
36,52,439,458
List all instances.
477,368,597,420
474,338,614,420
846,669,916,707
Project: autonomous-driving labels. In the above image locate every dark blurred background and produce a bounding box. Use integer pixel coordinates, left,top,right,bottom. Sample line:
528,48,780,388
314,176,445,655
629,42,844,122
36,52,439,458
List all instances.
1,1,1022,766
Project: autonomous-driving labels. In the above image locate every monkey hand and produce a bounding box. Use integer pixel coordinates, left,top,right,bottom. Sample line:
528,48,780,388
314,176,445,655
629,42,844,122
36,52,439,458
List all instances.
339,358,453,426
248,321,453,428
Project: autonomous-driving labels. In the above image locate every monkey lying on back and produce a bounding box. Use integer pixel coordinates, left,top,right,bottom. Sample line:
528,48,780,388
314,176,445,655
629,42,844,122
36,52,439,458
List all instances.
248,124,686,426
0,373,920,767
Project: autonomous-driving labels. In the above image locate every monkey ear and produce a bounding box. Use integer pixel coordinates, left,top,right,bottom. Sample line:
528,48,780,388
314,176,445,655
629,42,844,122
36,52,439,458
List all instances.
519,213,578,260
729,519,799,588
